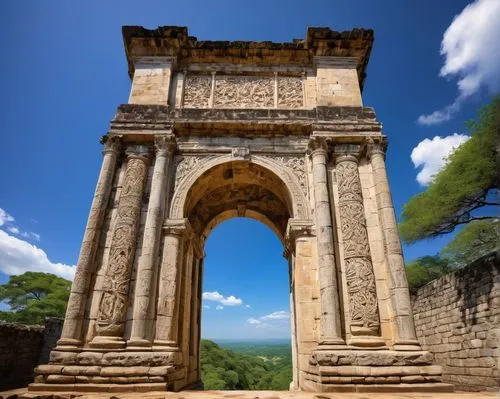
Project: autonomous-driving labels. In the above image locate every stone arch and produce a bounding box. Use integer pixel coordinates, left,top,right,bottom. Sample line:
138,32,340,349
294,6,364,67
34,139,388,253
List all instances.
169,153,310,225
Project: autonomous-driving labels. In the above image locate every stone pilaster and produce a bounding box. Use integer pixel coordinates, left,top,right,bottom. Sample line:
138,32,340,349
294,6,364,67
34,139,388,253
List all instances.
154,218,191,350
58,136,121,347
128,135,176,347
285,218,315,390
334,144,384,347
308,138,344,347
89,145,151,349
367,140,420,349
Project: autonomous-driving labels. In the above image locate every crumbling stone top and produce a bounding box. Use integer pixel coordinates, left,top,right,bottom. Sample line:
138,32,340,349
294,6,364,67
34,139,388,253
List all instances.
122,26,374,88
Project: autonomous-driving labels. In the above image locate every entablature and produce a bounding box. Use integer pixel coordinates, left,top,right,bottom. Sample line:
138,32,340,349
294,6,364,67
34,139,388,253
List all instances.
109,104,383,139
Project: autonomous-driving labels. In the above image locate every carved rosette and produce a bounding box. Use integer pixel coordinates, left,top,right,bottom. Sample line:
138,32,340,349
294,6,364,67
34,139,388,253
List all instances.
335,150,380,336
96,146,150,337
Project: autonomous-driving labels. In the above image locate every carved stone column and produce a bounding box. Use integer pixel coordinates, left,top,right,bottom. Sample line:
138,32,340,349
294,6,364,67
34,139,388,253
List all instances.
90,145,151,349
368,140,420,349
308,138,344,346
154,218,191,350
334,144,384,347
128,135,176,347
58,136,121,347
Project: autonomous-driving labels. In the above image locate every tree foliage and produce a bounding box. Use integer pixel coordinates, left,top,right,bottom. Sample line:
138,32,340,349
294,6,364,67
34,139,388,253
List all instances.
200,339,292,390
400,97,499,243
441,219,498,267
405,256,453,294
0,272,71,325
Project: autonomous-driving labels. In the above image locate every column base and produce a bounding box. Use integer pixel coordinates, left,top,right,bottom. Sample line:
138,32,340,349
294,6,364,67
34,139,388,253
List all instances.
393,339,423,351
348,335,387,348
153,340,180,351
316,338,346,350
88,336,126,349
127,338,152,348
56,338,82,348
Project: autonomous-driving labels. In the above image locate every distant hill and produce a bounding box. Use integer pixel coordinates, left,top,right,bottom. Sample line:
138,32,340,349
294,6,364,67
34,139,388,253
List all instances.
200,339,292,390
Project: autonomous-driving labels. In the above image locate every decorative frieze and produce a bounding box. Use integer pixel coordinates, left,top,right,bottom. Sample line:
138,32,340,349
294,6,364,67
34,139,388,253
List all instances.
182,74,303,109
335,146,380,337
214,75,274,108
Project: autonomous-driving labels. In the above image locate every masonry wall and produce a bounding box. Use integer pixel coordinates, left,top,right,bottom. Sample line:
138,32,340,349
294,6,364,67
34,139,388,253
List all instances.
411,252,499,391
0,318,63,391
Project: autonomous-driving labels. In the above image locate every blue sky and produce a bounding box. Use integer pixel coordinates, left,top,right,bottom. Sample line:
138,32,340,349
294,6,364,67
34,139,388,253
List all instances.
0,0,498,338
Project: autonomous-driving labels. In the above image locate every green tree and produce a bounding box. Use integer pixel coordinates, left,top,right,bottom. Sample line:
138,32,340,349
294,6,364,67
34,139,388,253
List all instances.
441,219,498,267
405,255,453,293
400,97,499,243
0,272,71,324
199,339,292,390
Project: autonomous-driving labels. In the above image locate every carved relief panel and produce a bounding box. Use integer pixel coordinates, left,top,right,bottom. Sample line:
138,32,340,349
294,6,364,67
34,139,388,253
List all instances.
181,73,303,109
183,75,211,108
214,76,274,108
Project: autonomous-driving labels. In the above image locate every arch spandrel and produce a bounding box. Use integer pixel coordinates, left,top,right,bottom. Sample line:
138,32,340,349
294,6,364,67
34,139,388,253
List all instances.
168,154,310,225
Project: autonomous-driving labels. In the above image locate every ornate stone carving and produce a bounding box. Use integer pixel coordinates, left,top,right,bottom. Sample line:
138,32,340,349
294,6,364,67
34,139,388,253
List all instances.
345,257,380,333
174,156,204,189
264,155,308,199
183,75,211,108
214,76,274,108
335,152,381,336
95,148,150,338
278,77,303,108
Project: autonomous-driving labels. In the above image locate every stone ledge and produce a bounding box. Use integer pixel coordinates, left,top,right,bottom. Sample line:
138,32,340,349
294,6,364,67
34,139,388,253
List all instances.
109,105,383,137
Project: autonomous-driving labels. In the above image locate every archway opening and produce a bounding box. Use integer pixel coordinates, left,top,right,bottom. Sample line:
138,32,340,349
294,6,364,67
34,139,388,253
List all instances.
201,218,292,390
178,160,297,390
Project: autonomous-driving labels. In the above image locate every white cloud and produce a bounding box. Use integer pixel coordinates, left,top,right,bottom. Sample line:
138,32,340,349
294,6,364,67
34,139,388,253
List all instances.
261,310,290,320
411,133,470,185
418,0,500,125
247,318,261,324
215,305,224,310
203,305,210,309
0,208,14,227
7,226,19,234
245,304,251,309
21,231,41,241
0,229,76,281
202,291,243,306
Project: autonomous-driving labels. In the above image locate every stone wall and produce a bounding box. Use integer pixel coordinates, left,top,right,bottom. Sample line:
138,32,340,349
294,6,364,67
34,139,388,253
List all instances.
0,318,63,391
412,252,499,391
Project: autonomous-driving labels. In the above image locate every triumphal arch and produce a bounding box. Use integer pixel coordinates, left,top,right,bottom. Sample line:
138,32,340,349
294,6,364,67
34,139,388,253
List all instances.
32,26,450,393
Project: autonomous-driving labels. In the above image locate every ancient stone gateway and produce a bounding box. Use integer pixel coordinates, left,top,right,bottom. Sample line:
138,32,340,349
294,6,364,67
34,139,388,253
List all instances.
31,26,451,393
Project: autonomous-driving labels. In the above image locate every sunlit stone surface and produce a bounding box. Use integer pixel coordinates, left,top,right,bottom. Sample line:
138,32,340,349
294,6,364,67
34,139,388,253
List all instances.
31,26,450,393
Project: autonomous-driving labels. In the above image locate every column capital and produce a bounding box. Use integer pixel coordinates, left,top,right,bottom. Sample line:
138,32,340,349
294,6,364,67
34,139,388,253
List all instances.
365,137,388,160
163,218,192,238
125,144,151,162
102,135,122,156
284,218,315,255
154,134,177,157
333,144,361,165
308,137,328,157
